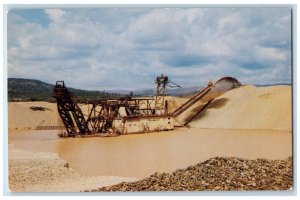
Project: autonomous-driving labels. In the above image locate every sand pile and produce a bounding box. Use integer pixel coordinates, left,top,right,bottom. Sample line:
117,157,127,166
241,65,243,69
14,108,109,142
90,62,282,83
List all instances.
8,102,59,130
189,85,292,131
8,101,90,130
92,156,292,191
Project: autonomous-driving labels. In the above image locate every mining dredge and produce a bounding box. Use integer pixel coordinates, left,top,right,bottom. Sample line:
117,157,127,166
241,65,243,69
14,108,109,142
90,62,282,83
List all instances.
53,75,241,137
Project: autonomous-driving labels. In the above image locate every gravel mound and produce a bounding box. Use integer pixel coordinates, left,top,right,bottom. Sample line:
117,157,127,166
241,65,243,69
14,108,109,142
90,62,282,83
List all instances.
91,157,292,192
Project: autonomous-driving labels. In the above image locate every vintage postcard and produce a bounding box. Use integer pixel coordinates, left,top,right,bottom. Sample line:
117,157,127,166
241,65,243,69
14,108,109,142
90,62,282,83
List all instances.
6,6,293,193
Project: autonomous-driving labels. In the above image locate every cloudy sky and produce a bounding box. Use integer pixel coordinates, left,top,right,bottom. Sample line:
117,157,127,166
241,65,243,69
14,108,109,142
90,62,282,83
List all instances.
7,7,292,90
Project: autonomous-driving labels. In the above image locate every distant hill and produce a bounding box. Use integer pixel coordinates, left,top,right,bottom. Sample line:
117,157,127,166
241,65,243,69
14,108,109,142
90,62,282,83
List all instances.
109,86,202,96
8,78,121,102
9,78,289,102
8,78,202,102
254,83,291,87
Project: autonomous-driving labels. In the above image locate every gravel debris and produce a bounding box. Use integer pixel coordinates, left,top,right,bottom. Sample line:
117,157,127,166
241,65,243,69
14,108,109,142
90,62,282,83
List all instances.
91,156,292,192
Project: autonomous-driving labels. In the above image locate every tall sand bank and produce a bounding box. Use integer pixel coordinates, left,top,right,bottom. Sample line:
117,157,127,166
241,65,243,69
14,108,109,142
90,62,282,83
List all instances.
8,101,90,130
189,85,292,131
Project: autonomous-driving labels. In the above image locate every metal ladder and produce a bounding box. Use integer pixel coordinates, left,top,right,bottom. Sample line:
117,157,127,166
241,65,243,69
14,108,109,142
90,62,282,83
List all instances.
53,81,90,136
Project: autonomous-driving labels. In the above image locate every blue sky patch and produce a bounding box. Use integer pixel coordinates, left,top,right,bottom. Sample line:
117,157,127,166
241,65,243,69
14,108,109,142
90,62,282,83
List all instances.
9,9,50,28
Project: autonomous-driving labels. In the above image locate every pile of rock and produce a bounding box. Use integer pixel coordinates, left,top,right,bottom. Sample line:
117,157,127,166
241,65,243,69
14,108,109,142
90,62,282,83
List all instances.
9,153,78,192
91,157,292,192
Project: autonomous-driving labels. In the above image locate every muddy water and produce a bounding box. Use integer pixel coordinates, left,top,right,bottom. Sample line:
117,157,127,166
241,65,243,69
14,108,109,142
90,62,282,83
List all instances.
9,128,292,178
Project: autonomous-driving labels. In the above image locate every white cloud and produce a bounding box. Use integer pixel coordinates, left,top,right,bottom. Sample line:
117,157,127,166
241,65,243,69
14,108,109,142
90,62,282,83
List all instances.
255,46,289,61
45,9,65,23
7,7,292,90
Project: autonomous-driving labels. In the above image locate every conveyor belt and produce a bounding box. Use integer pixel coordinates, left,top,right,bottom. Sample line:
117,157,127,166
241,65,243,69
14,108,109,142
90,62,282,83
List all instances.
172,83,214,117
172,77,241,124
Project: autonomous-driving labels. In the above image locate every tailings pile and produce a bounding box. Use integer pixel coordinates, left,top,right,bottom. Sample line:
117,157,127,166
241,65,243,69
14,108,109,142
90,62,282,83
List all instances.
91,156,292,191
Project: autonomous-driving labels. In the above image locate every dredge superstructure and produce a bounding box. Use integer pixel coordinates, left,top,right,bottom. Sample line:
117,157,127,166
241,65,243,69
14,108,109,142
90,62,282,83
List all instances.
53,76,240,137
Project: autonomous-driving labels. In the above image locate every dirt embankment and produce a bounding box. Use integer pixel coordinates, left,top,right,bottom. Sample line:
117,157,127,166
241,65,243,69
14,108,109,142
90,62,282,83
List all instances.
8,101,91,130
8,102,58,130
189,85,292,131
